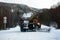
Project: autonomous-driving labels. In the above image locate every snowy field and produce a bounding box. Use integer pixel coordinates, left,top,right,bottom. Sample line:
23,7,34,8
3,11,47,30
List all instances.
0,25,60,40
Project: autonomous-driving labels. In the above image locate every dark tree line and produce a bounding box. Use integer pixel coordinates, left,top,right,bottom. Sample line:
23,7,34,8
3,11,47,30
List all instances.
50,5,60,28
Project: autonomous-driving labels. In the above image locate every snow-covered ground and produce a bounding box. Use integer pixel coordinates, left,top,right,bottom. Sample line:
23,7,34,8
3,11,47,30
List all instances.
0,25,60,40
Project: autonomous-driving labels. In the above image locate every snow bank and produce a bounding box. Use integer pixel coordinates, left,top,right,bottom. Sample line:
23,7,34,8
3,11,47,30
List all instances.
0,25,60,40
9,25,20,31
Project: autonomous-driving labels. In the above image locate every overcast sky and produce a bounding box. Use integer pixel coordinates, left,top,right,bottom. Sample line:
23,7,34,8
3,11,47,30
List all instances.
0,0,60,9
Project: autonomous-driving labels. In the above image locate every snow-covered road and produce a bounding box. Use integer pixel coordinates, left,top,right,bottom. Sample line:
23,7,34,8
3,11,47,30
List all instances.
0,25,60,40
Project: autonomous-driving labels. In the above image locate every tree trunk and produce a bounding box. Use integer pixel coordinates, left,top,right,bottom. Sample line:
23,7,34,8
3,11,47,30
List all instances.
57,22,60,29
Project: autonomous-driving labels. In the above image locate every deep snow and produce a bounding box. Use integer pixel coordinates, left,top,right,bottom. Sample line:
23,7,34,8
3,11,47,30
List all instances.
0,25,60,40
